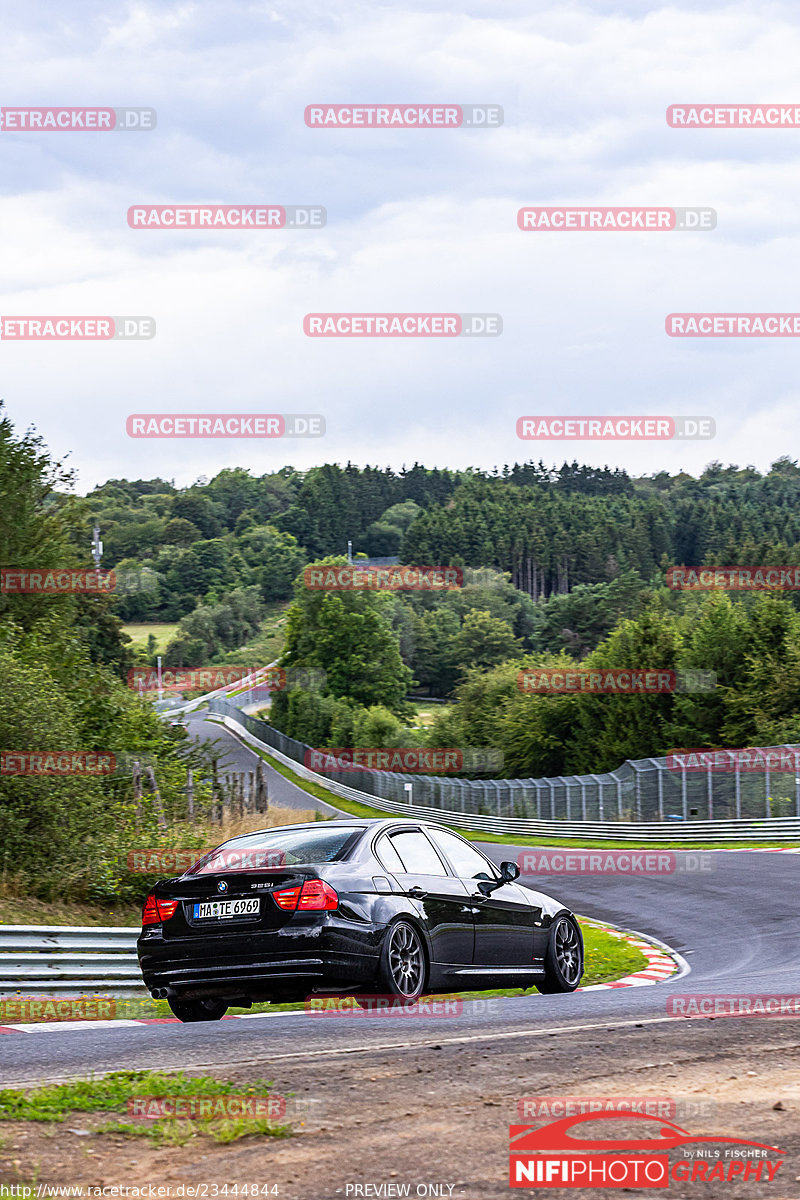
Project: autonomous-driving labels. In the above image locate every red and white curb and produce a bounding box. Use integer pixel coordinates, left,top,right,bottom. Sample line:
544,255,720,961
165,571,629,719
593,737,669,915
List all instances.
577,918,687,992
0,920,686,1034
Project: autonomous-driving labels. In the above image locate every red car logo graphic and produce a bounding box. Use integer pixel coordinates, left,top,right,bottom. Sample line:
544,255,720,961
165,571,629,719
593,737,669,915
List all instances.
510,1110,785,1154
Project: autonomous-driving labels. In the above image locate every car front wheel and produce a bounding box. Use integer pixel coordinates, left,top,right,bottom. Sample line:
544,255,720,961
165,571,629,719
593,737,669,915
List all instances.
167,997,228,1022
537,915,583,993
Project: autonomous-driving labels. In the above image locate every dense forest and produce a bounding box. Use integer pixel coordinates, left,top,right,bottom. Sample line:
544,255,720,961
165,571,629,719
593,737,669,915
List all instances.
68,455,800,624
4,401,800,900
269,558,800,778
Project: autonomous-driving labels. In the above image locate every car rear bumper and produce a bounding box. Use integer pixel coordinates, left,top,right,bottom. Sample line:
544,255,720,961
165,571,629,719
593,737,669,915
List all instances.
137,925,379,1001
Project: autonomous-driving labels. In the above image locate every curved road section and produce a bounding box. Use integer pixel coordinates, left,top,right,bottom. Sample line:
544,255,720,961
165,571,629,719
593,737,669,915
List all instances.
3,714,798,1073
2,714,798,1196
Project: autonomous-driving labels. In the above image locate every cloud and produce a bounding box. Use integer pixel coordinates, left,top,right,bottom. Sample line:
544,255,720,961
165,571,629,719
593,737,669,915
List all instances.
0,0,798,488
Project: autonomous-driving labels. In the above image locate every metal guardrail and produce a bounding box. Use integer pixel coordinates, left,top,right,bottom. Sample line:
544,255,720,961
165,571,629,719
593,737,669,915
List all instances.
0,926,144,995
161,661,280,718
215,708,800,841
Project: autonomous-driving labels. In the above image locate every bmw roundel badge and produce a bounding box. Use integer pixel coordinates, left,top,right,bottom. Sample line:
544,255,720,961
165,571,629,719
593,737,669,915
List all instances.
217,880,228,893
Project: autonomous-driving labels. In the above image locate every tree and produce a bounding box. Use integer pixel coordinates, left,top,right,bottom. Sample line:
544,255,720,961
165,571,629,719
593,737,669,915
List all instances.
163,518,201,546
452,609,521,674
567,605,683,772
270,559,414,734
351,705,413,749
721,595,800,746
409,608,460,697
0,401,77,632
668,594,750,749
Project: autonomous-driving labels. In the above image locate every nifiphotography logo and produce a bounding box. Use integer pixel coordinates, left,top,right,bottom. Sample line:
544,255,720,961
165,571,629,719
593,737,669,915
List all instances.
509,1111,785,1188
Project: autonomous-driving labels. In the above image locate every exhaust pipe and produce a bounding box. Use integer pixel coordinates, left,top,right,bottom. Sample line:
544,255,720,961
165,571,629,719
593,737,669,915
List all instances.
150,987,172,999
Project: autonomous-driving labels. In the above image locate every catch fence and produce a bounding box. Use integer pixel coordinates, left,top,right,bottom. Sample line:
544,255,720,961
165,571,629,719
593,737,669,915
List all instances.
208,700,800,829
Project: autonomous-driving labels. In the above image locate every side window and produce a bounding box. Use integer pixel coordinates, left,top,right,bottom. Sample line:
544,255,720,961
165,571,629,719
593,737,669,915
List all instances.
427,828,498,881
374,834,405,874
389,830,448,876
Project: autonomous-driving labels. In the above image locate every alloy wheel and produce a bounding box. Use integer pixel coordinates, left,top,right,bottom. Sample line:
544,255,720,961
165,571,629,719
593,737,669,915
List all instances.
387,922,424,996
553,917,582,986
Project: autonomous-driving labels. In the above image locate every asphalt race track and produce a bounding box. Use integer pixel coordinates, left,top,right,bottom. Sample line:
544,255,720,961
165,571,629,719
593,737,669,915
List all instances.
180,708,334,814
1,714,798,1089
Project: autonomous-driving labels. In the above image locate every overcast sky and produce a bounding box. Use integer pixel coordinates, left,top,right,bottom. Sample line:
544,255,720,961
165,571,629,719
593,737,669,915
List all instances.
1,0,799,493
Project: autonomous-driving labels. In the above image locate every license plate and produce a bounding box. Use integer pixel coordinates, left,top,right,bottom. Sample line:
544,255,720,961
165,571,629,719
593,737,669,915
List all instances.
193,898,260,920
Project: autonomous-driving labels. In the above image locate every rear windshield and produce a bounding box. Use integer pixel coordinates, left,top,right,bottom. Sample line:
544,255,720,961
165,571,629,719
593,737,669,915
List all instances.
187,826,362,874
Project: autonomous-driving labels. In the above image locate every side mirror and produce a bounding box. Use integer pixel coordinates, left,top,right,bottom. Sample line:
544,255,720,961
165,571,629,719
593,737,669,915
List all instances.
500,861,520,882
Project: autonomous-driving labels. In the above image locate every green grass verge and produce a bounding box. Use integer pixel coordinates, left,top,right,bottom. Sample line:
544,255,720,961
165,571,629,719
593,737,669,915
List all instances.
0,896,141,927
460,831,797,850
0,1070,291,1145
121,623,179,653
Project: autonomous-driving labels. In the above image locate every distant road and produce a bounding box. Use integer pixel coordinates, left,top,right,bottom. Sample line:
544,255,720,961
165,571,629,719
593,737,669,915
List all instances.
181,707,331,815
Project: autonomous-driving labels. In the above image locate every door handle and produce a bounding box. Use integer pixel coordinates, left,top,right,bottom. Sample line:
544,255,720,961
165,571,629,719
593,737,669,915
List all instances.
407,886,427,899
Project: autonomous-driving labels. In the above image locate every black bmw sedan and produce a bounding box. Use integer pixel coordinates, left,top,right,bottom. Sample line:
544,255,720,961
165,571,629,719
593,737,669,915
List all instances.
137,818,583,1022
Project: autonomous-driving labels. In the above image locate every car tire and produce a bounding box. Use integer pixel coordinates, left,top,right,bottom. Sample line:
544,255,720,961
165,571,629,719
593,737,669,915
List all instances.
376,919,427,1000
167,997,228,1022
537,914,583,993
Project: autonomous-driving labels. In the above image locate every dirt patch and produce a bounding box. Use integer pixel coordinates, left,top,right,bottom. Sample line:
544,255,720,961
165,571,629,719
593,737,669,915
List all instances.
1,1020,798,1199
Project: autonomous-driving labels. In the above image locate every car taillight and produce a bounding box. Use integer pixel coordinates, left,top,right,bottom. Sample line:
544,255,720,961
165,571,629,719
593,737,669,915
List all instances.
272,880,339,912
272,886,301,910
298,879,338,910
142,894,179,926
